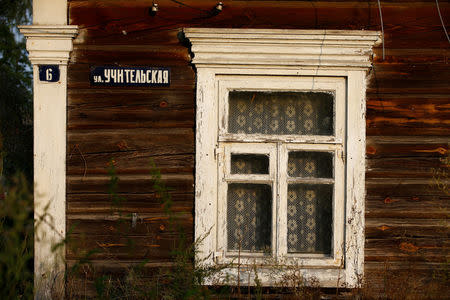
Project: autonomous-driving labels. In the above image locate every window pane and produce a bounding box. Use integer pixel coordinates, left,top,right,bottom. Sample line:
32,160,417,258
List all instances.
231,154,269,174
288,151,333,178
287,184,332,254
227,183,272,252
228,91,334,135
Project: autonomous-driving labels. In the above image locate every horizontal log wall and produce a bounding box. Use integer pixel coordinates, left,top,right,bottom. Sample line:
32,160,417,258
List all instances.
67,0,449,296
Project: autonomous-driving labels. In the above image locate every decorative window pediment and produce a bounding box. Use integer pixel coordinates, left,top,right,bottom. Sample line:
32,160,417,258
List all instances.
186,28,380,68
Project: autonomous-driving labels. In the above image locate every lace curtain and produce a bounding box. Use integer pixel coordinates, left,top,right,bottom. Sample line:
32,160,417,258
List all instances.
226,91,334,254
228,91,334,136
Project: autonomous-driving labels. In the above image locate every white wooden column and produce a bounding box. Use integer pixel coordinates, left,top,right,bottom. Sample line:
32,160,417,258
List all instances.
19,1,77,297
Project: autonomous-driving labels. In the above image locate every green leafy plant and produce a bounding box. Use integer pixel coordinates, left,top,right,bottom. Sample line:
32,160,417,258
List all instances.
65,160,225,299
0,0,33,183
0,173,34,299
3,157,443,299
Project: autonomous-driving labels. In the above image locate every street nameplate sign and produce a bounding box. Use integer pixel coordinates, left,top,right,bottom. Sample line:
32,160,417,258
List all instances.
90,66,170,87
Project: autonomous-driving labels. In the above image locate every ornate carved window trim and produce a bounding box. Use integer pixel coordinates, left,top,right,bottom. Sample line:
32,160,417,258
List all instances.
185,28,380,287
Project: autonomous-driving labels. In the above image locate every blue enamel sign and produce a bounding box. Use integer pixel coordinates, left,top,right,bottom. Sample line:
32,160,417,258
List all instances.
39,65,60,82
90,66,170,87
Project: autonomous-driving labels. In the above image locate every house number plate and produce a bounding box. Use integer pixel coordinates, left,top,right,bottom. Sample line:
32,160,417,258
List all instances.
39,65,60,82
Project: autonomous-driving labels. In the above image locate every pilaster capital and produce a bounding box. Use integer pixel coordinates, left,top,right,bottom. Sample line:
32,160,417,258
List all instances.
19,25,78,65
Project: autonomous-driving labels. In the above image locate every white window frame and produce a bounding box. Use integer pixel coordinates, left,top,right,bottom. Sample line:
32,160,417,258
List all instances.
216,76,345,268
184,28,380,288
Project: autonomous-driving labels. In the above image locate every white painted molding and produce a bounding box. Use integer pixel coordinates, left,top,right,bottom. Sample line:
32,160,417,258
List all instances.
184,28,381,68
19,24,78,298
19,26,78,65
185,28,380,288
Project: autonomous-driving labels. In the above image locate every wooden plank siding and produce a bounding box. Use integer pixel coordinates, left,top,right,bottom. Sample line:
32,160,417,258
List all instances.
67,0,449,296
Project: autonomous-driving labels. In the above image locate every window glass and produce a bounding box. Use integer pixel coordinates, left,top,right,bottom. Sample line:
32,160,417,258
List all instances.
227,183,272,252
228,91,334,135
287,184,332,254
231,154,269,174
288,151,333,178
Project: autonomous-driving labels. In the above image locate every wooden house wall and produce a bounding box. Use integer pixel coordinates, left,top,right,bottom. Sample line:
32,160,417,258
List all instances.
66,0,449,295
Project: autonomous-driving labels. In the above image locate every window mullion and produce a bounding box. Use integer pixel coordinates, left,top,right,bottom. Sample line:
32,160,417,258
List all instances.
277,143,288,260
275,142,280,260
